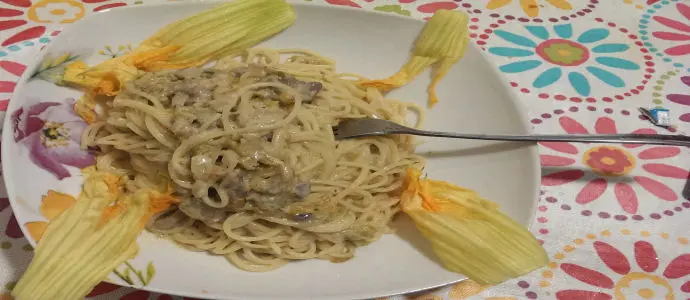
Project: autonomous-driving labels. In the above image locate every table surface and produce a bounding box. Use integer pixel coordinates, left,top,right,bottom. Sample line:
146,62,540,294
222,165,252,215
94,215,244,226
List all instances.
1,0,689,299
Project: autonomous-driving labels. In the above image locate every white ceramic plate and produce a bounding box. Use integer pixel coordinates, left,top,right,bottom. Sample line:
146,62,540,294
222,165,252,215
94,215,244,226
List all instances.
2,2,540,299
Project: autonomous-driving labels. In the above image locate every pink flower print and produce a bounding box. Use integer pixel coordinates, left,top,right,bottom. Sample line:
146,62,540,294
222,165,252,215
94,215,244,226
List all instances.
541,116,685,214
0,61,26,111
652,3,690,56
667,75,690,123
10,99,94,180
556,240,689,300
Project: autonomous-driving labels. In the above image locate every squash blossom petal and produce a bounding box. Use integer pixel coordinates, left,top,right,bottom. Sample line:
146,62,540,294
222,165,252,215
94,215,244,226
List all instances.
360,10,469,107
400,168,548,285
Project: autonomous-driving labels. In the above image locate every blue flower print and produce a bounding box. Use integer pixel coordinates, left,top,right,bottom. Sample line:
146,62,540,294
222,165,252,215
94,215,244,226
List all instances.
488,24,641,97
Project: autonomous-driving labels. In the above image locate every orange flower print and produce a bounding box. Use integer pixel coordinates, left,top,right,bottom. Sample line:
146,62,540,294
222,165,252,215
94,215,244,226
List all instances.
583,146,636,176
27,0,84,24
486,0,573,17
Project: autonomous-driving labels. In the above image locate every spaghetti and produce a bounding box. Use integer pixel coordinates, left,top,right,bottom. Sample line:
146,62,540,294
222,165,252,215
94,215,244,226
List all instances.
82,48,425,271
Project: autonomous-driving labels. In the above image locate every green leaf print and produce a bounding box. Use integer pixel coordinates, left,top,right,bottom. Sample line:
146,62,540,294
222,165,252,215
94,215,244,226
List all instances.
374,5,411,17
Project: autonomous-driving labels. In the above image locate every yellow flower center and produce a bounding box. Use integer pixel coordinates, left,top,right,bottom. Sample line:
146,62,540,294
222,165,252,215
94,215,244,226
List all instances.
614,272,673,300
27,0,85,24
637,288,655,299
50,8,66,15
40,121,70,149
557,49,571,57
601,157,616,165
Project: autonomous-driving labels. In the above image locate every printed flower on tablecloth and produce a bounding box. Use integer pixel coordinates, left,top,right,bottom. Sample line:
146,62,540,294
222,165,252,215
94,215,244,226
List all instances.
488,24,640,96
27,0,84,23
666,75,690,123
541,116,685,214
0,61,27,111
0,197,8,212
486,0,572,17
10,98,94,180
651,3,690,56
0,0,130,46
555,239,690,299
86,282,122,297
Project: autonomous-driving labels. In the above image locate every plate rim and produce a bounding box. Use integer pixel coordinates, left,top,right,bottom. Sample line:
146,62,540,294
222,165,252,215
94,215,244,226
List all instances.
0,1,542,299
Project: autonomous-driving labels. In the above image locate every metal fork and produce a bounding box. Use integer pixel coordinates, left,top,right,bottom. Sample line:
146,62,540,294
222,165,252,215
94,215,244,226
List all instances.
332,118,690,147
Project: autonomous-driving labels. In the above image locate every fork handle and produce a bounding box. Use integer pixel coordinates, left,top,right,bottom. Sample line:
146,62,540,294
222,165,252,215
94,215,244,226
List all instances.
404,130,690,147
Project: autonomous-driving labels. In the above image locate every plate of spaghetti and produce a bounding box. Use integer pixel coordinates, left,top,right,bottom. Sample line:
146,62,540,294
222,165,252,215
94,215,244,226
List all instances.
2,1,544,299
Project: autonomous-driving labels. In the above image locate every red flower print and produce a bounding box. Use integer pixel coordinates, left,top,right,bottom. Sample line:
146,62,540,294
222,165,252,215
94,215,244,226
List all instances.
0,60,27,111
5,213,24,238
417,1,458,13
0,198,8,212
86,282,121,297
556,240,688,300
120,290,150,300
325,0,361,8
652,3,690,56
92,2,126,12
667,75,690,123
541,116,686,214
0,61,27,76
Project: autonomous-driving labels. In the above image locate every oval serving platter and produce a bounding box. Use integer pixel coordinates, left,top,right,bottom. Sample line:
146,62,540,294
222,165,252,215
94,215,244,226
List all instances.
2,2,540,299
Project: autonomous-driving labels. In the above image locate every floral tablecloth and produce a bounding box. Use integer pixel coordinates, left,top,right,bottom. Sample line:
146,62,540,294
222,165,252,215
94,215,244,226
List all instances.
1,0,690,299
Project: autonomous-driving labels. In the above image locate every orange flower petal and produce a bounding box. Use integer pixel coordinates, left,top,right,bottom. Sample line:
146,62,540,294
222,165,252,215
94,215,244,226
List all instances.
102,173,122,197
40,190,76,220
486,0,511,9
25,221,48,241
73,93,98,124
140,188,179,227
519,0,539,17
99,204,123,226
546,0,572,10
448,279,486,298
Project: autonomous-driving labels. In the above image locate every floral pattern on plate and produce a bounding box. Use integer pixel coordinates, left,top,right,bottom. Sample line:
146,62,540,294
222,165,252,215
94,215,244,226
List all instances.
10,98,94,180
31,52,81,83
